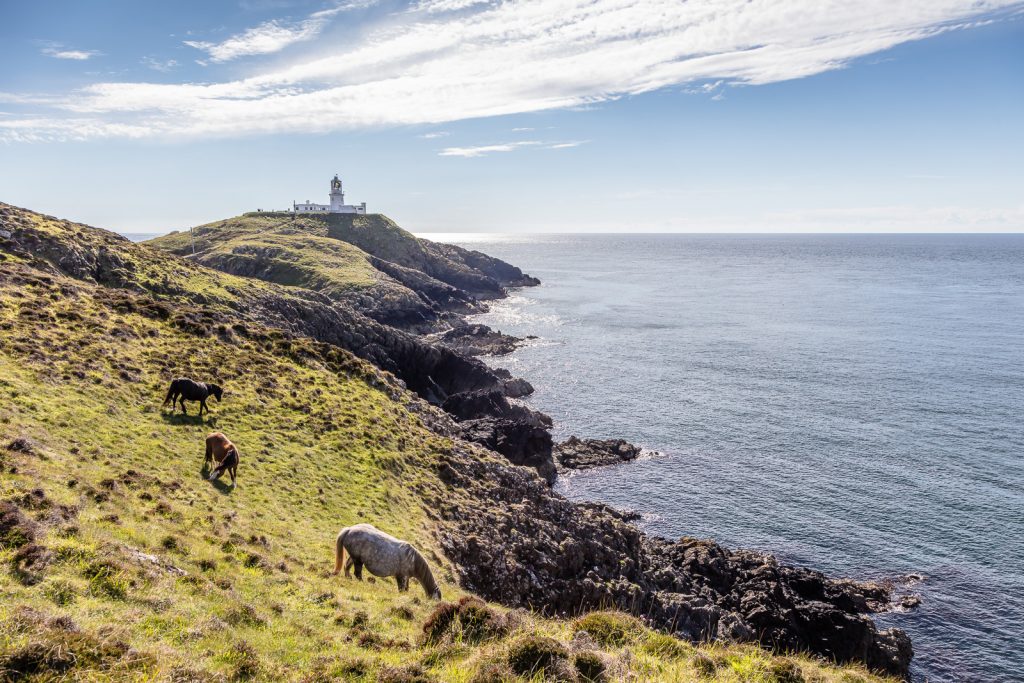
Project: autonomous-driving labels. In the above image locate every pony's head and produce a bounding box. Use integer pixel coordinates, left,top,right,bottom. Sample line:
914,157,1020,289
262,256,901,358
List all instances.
208,384,224,402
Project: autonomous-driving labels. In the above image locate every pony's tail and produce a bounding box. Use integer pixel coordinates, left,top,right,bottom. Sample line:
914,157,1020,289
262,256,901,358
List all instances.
334,530,347,575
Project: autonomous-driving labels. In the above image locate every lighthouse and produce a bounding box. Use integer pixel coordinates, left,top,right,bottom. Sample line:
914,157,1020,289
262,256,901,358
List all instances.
293,174,367,214
328,175,346,211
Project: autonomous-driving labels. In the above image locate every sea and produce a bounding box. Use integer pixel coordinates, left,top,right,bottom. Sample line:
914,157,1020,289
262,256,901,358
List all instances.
430,233,1024,683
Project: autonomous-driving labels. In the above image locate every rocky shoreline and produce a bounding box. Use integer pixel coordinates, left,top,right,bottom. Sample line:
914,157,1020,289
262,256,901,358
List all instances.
423,261,915,679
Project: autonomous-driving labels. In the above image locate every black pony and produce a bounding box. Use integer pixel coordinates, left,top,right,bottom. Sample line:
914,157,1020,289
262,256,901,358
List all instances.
162,378,223,416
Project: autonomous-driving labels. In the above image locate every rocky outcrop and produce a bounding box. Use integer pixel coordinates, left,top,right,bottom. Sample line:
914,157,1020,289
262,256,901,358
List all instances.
555,436,642,470
430,445,913,679
322,213,535,298
457,419,556,484
441,389,556,483
425,241,541,290
437,322,526,357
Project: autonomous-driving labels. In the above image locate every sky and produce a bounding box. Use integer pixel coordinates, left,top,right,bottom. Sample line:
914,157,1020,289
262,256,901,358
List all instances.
0,0,1022,235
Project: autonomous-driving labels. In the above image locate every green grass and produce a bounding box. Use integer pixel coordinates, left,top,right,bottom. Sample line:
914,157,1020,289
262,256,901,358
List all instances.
15,207,297,311
0,241,896,681
146,213,432,313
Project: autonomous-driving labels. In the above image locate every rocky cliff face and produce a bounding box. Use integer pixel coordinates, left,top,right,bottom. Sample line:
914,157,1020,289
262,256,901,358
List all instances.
430,444,913,678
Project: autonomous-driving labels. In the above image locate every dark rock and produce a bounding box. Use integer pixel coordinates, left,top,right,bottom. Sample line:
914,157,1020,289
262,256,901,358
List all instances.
443,389,556,481
441,389,550,427
502,377,534,399
900,595,922,609
431,446,913,679
6,438,36,455
458,419,555,484
438,323,525,357
555,436,641,470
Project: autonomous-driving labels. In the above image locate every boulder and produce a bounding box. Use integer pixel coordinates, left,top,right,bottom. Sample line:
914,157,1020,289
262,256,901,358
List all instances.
555,436,641,470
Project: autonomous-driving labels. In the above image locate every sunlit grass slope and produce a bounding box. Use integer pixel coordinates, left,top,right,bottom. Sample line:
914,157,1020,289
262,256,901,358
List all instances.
148,214,381,296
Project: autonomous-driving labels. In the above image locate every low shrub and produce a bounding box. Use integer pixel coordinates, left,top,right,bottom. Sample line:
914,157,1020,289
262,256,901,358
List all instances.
10,542,52,585
43,578,78,606
299,655,373,682
506,635,570,678
0,626,141,679
422,596,509,644
227,640,261,680
692,652,718,677
422,601,458,643
572,611,643,647
225,603,267,628
469,659,516,683
769,659,805,683
83,559,130,600
377,663,434,683
640,632,691,659
574,650,610,682
0,500,37,549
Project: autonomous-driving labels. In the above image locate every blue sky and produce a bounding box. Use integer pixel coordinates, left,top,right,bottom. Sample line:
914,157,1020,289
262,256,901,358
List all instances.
1,0,1022,234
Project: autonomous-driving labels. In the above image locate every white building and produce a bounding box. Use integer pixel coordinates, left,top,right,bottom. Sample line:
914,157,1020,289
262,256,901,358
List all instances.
293,175,366,214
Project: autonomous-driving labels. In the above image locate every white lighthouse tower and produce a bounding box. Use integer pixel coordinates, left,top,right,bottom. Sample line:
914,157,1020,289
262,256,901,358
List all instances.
328,175,346,211
293,174,367,214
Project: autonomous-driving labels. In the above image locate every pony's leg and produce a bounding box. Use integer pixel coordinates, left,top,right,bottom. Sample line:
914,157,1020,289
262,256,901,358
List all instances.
353,560,364,581
200,399,208,416
397,575,409,592
229,465,236,487
179,397,187,414
344,557,353,578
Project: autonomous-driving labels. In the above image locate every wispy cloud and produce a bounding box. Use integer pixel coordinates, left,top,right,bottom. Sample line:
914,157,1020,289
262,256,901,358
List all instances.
142,57,180,73
547,141,588,150
41,46,100,61
184,4,353,63
4,1,1019,142
439,141,540,157
414,0,494,14
418,131,450,138
438,139,588,156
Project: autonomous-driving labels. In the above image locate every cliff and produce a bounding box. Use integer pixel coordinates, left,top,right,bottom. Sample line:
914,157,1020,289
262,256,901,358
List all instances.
0,201,908,681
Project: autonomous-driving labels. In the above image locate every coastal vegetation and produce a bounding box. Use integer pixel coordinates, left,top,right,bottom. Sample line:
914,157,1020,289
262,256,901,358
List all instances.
1,202,898,681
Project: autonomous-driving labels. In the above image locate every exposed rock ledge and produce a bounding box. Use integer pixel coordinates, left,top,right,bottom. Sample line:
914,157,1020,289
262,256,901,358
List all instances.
437,322,528,357
555,436,642,470
429,444,914,679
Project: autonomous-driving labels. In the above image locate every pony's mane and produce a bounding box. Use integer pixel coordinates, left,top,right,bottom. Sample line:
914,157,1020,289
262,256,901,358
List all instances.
413,549,439,596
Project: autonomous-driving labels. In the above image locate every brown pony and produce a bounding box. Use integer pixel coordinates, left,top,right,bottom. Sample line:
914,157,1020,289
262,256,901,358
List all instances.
204,432,239,487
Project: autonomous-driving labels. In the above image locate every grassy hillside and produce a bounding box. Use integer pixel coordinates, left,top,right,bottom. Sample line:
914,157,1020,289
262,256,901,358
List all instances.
148,215,392,299
0,206,894,682
147,213,530,325
147,213,482,328
1,203,510,404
